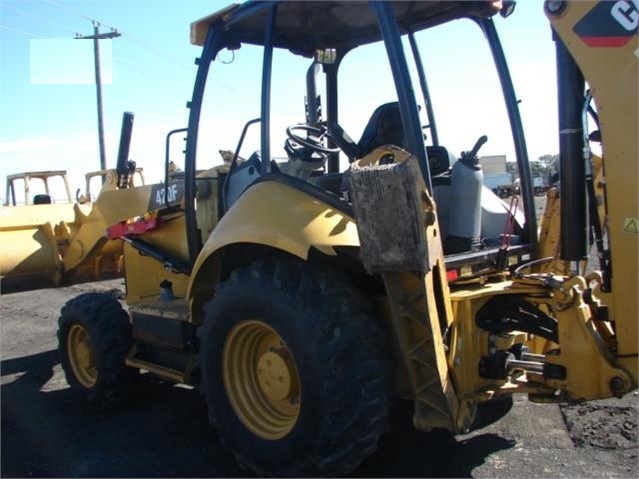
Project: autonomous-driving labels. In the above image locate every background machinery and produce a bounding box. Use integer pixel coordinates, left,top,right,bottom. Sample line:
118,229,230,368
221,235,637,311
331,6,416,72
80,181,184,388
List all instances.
0,117,145,292
56,1,637,476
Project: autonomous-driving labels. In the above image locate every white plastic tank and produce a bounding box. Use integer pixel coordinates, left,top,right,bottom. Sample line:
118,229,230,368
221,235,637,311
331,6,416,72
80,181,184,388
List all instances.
446,136,486,253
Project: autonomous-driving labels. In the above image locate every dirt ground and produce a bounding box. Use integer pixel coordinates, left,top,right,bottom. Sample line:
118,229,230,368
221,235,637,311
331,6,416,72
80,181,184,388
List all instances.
1,279,637,478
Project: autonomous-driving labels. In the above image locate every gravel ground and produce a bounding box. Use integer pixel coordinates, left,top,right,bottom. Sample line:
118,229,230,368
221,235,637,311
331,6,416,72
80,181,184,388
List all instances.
1,277,637,478
561,398,638,450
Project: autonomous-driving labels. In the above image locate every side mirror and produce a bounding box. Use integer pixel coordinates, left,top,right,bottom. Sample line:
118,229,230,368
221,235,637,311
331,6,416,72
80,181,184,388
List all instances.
500,0,516,18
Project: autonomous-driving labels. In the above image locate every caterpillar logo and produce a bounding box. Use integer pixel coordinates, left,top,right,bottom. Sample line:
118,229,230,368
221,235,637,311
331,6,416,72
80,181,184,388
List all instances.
574,0,639,47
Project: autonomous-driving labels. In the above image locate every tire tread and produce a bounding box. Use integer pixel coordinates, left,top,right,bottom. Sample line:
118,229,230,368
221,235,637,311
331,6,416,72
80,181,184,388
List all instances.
199,258,392,477
57,292,135,410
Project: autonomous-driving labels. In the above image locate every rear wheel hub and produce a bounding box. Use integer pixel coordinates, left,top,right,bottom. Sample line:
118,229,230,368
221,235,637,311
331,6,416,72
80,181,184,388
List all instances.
223,320,301,440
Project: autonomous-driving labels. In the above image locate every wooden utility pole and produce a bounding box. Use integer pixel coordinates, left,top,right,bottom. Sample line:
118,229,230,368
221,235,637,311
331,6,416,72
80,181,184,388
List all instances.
76,23,121,172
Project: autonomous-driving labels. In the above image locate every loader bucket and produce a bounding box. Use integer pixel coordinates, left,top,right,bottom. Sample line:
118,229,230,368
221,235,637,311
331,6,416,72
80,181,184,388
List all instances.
0,203,85,290
0,201,124,292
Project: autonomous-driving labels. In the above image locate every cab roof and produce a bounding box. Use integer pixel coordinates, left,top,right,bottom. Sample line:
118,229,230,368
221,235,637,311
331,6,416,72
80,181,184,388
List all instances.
191,1,502,56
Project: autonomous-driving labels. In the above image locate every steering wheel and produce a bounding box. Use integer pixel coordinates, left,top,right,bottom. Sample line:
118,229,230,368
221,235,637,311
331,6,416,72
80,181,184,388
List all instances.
286,124,340,155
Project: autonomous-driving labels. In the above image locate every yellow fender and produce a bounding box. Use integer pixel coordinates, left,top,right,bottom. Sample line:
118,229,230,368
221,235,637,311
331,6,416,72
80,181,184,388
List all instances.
187,180,360,305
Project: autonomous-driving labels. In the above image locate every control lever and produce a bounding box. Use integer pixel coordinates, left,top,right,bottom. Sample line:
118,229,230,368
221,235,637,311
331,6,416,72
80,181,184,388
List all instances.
461,135,488,165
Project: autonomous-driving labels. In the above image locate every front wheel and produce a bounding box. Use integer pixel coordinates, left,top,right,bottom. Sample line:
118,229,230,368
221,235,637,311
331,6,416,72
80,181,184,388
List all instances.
58,292,137,410
198,258,392,477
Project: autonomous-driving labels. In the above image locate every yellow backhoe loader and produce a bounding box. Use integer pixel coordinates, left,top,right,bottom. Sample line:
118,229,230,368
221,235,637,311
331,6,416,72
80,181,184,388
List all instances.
56,1,637,476
0,118,145,292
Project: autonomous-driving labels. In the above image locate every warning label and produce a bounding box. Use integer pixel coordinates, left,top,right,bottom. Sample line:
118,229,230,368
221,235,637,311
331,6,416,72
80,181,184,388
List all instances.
623,217,639,234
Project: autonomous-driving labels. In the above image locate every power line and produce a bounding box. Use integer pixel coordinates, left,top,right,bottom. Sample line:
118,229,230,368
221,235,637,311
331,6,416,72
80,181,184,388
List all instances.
0,24,44,38
119,34,194,72
113,57,166,81
113,57,183,88
114,47,190,82
43,0,193,71
43,0,98,24
0,2,81,36
40,0,260,113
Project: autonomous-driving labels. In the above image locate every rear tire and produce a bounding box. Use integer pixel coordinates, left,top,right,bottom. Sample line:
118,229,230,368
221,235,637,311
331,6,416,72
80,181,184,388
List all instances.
58,292,137,410
198,258,392,477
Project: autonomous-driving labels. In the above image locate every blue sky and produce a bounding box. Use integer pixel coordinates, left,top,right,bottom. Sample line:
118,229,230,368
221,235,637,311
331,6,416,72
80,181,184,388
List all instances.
0,0,559,202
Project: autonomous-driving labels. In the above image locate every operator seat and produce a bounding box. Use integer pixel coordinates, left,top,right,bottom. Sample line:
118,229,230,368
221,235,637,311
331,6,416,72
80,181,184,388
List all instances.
315,102,406,195
357,102,405,157
33,194,52,205
355,102,452,176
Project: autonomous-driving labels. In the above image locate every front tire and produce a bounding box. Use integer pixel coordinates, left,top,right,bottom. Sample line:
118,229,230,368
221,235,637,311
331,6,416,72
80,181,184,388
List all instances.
198,258,392,477
58,292,137,410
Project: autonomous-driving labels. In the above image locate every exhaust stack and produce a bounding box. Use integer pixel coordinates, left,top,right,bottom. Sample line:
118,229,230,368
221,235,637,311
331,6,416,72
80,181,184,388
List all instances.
116,111,135,189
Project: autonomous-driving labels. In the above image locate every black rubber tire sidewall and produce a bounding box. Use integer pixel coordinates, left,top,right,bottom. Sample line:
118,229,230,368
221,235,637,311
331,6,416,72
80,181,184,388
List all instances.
198,259,392,477
57,292,135,410
202,293,323,467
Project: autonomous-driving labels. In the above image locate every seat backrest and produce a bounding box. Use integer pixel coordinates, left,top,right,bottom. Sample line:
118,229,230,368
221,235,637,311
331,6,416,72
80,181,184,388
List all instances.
33,194,52,205
356,104,455,178
357,102,404,157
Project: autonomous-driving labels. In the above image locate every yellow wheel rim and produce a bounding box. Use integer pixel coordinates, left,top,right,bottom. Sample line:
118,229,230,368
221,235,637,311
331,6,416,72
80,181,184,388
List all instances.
67,324,97,388
223,320,301,440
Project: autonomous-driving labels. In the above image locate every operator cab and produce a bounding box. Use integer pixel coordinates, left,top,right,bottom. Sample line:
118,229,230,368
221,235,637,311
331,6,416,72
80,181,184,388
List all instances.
185,0,533,278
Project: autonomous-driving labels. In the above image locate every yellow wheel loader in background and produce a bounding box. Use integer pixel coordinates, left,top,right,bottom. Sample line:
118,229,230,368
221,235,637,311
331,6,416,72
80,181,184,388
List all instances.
0,159,145,292
56,1,637,476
